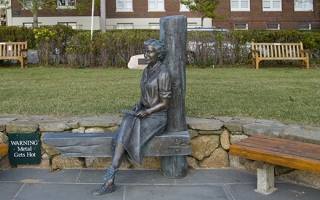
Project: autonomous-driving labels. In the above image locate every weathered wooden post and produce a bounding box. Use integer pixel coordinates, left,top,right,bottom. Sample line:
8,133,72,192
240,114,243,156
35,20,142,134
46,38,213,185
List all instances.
160,15,189,178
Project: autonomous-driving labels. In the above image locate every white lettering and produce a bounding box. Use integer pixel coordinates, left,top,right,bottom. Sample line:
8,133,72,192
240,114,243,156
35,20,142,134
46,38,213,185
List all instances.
27,152,36,157
14,152,25,157
10,140,39,146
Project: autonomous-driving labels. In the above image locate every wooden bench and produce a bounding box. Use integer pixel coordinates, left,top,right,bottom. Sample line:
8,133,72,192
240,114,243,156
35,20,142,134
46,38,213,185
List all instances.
0,143,8,157
251,42,309,69
0,41,28,68
230,135,320,194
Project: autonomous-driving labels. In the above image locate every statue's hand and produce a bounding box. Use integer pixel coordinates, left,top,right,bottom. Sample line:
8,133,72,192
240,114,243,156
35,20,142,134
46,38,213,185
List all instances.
136,110,149,118
132,103,141,111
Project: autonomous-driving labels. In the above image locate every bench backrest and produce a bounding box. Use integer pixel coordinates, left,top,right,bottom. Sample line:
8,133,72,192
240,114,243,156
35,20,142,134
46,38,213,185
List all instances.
252,42,304,58
0,42,27,57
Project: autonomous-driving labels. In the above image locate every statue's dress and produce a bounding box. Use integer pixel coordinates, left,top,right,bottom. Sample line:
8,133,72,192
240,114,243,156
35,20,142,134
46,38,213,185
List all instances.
116,61,171,166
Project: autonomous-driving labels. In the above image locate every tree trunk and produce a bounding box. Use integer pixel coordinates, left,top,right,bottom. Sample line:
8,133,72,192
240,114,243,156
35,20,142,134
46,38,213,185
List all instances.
33,11,38,28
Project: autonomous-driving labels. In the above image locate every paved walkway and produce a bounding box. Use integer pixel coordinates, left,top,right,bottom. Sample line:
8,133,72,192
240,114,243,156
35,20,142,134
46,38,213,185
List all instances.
0,168,318,200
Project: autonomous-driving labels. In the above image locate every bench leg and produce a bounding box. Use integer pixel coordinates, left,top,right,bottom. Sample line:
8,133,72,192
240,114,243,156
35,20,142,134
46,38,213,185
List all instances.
255,163,277,195
161,156,188,179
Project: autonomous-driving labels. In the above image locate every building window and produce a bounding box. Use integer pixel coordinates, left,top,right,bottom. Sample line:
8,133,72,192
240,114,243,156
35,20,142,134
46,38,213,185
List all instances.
22,0,34,9
57,0,76,8
117,23,134,29
234,23,248,30
117,0,133,11
266,23,280,30
263,0,281,11
58,22,78,29
295,0,313,11
23,22,42,28
148,0,164,11
231,0,250,11
180,3,190,11
298,22,311,30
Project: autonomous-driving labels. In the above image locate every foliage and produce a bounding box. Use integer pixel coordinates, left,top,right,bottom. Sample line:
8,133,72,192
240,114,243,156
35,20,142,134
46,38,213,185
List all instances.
180,0,224,26
33,24,75,66
0,26,35,47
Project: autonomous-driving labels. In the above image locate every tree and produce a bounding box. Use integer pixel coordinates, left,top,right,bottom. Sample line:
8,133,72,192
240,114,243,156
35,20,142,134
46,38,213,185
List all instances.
180,0,224,27
17,0,56,28
17,0,100,29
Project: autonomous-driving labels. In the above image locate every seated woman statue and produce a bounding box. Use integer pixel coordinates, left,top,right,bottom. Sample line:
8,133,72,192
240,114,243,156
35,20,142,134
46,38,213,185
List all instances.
92,39,171,196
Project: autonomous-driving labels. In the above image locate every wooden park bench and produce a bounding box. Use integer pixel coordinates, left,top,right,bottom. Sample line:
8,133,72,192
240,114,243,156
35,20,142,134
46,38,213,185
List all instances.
251,42,309,69
230,134,320,194
0,41,28,68
0,143,8,157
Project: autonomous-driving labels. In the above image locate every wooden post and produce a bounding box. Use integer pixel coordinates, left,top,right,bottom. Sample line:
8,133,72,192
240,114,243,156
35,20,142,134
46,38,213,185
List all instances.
160,15,189,179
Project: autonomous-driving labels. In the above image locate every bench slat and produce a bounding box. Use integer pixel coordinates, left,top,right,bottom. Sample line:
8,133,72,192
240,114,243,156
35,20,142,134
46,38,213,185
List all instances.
42,131,191,158
234,141,320,161
240,135,320,156
230,135,320,174
230,144,320,174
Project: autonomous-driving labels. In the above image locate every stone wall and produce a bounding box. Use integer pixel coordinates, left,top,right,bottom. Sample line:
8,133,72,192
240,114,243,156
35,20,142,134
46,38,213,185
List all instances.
1,115,320,189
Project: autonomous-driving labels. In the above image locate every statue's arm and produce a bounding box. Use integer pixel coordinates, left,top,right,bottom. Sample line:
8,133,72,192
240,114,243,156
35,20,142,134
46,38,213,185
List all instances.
136,98,169,118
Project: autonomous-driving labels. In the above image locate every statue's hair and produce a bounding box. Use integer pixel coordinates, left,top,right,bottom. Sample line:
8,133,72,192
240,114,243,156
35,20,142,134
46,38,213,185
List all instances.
144,39,166,61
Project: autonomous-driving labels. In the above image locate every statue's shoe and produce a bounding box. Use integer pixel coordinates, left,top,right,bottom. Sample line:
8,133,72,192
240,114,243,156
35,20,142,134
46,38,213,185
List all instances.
102,165,119,181
91,182,117,196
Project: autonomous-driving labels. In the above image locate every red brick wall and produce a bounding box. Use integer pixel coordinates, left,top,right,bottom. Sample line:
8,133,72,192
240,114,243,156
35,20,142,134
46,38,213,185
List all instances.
213,1,320,30
11,1,97,17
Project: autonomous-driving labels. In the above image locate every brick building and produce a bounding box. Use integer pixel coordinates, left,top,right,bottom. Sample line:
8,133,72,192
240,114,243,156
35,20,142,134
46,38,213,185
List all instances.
214,0,320,30
2,0,320,30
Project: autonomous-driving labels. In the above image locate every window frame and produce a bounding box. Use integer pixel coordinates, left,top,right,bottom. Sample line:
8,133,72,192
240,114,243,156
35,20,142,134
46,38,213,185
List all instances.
57,0,76,9
234,23,248,30
116,0,133,12
148,0,165,12
298,22,311,30
294,0,313,12
266,23,280,30
263,0,282,11
180,3,190,12
230,0,250,11
117,23,134,29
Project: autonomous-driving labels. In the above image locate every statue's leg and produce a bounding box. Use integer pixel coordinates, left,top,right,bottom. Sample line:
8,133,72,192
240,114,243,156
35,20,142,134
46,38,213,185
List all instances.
91,178,117,196
92,143,125,196
102,142,125,181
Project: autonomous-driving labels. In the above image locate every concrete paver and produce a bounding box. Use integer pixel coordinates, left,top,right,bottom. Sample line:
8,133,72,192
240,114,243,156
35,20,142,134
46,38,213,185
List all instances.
0,168,319,200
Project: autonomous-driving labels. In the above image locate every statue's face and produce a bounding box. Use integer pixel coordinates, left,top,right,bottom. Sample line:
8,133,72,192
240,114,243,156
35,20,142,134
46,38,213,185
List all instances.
144,45,159,64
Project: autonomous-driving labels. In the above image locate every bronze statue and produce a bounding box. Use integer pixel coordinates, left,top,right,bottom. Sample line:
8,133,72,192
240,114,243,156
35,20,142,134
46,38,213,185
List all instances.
92,39,171,196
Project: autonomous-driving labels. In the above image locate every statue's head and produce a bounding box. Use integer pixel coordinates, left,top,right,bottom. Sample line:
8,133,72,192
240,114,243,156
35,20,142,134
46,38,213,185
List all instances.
144,39,166,61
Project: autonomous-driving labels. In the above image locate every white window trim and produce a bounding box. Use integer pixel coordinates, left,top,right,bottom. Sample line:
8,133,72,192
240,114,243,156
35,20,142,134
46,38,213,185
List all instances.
116,0,133,12
148,0,165,12
266,23,280,30
57,0,76,9
294,0,313,12
234,23,248,30
263,0,282,11
298,22,311,30
231,0,250,11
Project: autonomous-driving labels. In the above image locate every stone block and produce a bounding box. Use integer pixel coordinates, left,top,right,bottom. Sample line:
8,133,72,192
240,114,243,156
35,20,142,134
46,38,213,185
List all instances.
199,148,229,168
52,155,84,168
256,163,277,194
187,117,224,131
224,117,255,132
220,129,230,150
281,124,320,145
6,120,39,133
191,135,219,160
127,54,147,70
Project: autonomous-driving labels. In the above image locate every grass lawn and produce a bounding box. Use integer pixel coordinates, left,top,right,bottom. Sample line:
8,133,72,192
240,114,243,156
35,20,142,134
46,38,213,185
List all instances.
0,66,319,127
